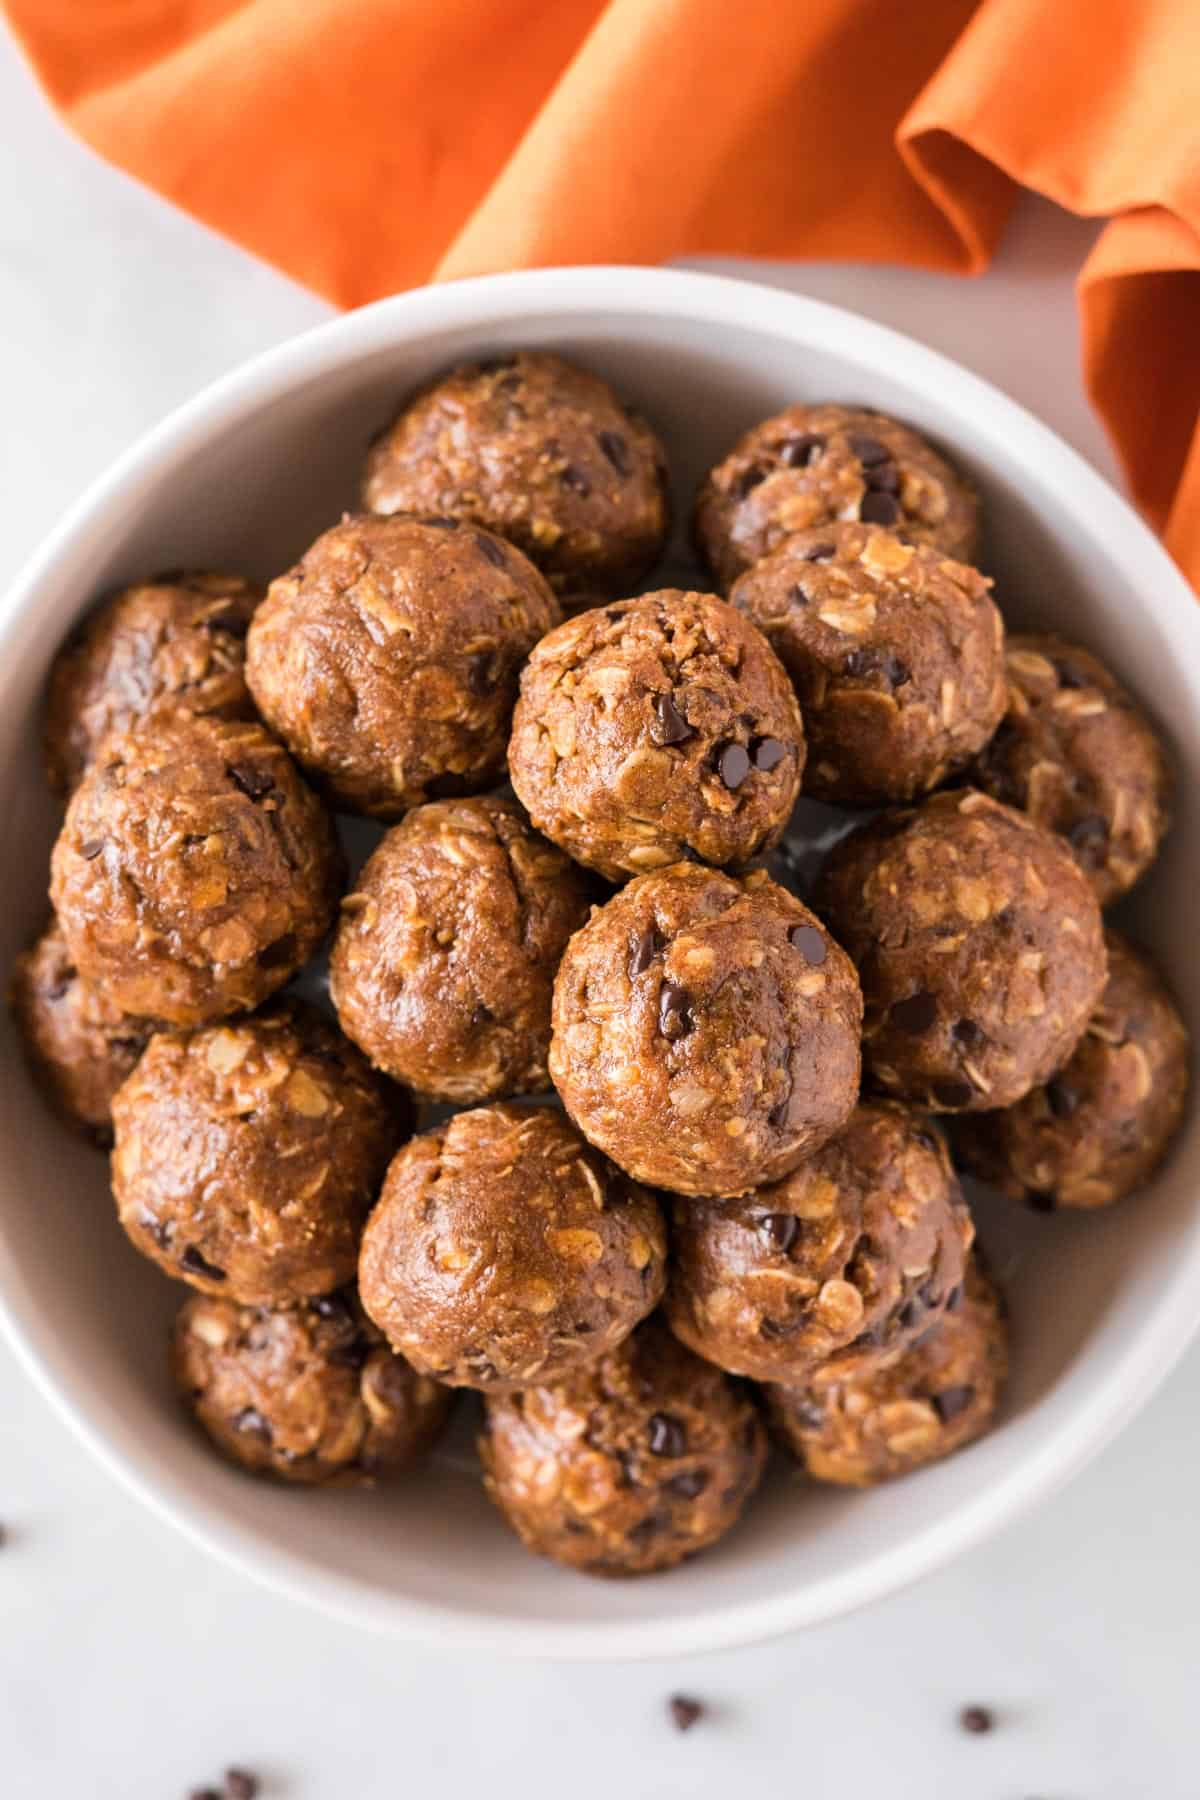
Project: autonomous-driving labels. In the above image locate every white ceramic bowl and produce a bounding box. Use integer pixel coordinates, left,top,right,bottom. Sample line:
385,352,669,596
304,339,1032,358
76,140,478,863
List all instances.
2,267,1198,1660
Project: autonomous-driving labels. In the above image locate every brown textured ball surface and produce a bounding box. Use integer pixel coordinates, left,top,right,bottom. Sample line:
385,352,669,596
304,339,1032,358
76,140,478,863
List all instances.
10,916,151,1144
330,796,593,1102
43,571,261,795
508,591,805,880
815,789,1107,1112
362,352,670,599
666,1105,973,1383
765,1253,1007,1486
113,1003,404,1305
245,512,559,818
49,714,341,1027
171,1290,451,1486
479,1317,765,1576
358,1104,667,1391
730,523,1005,805
550,864,862,1197
973,635,1171,905
954,930,1189,1210
694,403,979,590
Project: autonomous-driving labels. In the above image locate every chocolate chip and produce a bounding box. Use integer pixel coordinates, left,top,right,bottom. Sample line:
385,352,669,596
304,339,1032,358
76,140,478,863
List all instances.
897,1298,920,1331
750,735,787,771
598,431,630,476
327,1338,371,1370
762,1212,799,1254
628,926,663,978
848,433,890,466
225,1770,260,1799
951,1018,984,1050
865,461,900,493
627,1511,666,1544
802,541,836,561
560,464,591,496
650,690,694,746
658,982,693,1040
668,1695,705,1733
1046,1078,1079,1119
466,652,496,695
946,1284,965,1312
934,1386,975,1423
666,1468,710,1499
717,741,751,789
842,647,878,680
606,607,624,622
1054,658,1089,689
311,1292,354,1324
789,923,827,964
1029,1192,1057,1213
257,933,297,970
958,1705,994,1735
419,514,460,529
180,1245,226,1281
768,1094,792,1130
780,433,825,467
79,839,105,860
471,1001,494,1027
1069,813,1108,854
933,1080,973,1109
733,465,767,499
891,991,938,1034
647,1412,687,1457
226,763,275,801
233,1407,272,1441
860,490,900,526
474,531,509,569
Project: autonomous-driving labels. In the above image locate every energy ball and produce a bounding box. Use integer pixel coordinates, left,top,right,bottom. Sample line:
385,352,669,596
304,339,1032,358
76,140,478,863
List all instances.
953,930,1189,1210
550,863,862,1198
815,789,1107,1112
666,1105,973,1383
973,634,1172,905
765,1253,1007,1486
43,570,261,795
10,916,151,1145
358,1104,667,1390
330,795,593,1102
245,512,559,818
362,351,670,600
730,522,1006,805
694,403,979,589
508,591,805,881
113,1003,404,1306
479,1317,765,1576
50,714,341,1026
171,1289,451,1486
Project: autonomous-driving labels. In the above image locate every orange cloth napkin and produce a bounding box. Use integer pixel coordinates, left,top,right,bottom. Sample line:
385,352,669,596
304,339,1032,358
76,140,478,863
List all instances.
6,0,1199,585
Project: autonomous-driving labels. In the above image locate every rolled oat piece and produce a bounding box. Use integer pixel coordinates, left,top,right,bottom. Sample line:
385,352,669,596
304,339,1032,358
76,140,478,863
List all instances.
362,352,670,600
550,863,862,1197
765,1252,1007,1486
50,714,341,1027
815,789,1107,1112
245,512,559,818
171,1289,451,1486
973,634,1172,906
358,1104,667,1391
43,571,261,795
694,403,979,590
953,930,1188,1210
508,591,805,881
480,1317,765,1576
730,522,1005,805
113,1003,404,1306
330,795,593,1102
666,1105,973,1383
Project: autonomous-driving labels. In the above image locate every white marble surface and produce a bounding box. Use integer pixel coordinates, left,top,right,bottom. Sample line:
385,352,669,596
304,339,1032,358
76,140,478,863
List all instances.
2,22,1196,1798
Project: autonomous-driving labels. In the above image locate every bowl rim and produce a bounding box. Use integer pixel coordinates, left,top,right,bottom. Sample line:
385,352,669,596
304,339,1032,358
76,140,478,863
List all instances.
3,262,1199,1659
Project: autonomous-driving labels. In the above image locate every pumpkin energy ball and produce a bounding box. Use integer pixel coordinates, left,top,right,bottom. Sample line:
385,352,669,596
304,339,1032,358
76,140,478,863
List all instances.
765,1253,1007,1486
245,512,559,818
480,1317,765,1576
973,634,1172,906
10,916,151,1145
730,522,1006,805
666,1105,973,1383
43,570,261,795
362,351,670,599
171,1289,451,1485
550,863,862,1197
953,930,1189,1210
113,1003,404,1305
695,402,979,589
358,1104,667,1390
816,790,1107,1112
50,713,341,1026
508,591,805,880
330,795,593,1102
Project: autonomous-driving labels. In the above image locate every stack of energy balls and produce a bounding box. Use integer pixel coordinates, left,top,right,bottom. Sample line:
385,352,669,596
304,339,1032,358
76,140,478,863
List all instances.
12,353,1188,1577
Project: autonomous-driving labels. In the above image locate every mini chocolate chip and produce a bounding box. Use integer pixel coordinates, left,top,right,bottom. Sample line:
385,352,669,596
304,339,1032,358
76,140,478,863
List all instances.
668,1695,705,1733
419,514,461,529
1054,658,1089,689
780,433,825,467
474,531,507,569
180,1245,226,1281
733,464,768,498
471,1001,494,1027
717,741,751,789
666,1468,710,1499
226,1770,260,1799
311,1292,354,1324
650,690,694,747
932,1080,974,1109
860,490,900,526
934,1386,975,1423
560,464,592,496
466,651,496,695
1029,1192,1057,1214
629,926,663,978
606,607,624,622
959,1705,994,1735
79,839,105,860
865,461,900,493
627,1511,666,1544
802,541,836,561
598,430,630,475
1046,1078,1079,1119
891,991,938,1034
884,654,911,687
848,433,890,466
226,763,275,801
647,1412,687,1457
1069,813,1108,854
951,1018,984,1050
658,982,693,1040
762,1212,799,1254
789,923,827,964
843,647,880,679
233,1407,272,1441
750,735,788,771
946,1284,965,1312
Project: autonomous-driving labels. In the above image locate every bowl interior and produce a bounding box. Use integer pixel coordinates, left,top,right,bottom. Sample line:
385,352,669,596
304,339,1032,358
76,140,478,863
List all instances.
1,271,1198,1655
